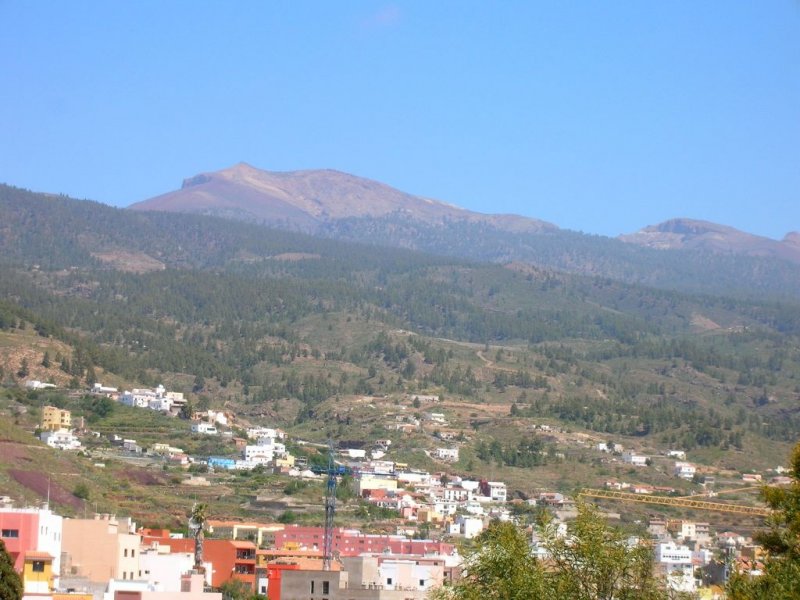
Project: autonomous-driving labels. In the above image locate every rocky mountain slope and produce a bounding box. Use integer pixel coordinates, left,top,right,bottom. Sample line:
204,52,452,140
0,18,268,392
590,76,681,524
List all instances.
127,166,800,301
130,162,555,234
619,218,800,264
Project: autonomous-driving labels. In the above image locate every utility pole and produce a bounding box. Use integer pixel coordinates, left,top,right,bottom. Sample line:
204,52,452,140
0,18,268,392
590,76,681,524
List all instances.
322,441,337,571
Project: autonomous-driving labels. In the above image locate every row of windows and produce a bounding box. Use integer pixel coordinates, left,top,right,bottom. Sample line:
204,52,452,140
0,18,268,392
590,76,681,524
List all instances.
1,529,19,538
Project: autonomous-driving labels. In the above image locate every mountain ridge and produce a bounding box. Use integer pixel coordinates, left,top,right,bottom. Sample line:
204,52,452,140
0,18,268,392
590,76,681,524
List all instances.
619,218,800,264
131,162,557,234
132,163,799,265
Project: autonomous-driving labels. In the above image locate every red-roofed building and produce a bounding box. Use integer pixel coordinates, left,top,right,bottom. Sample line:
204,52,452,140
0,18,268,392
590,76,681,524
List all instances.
139,530,195,554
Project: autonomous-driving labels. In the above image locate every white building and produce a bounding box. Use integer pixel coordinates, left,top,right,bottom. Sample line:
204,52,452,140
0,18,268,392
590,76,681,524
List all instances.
654,542,696,594
190,422,217,435
92,383,119,395
667,450,687,460
442,487,471,503
486,482,507,503
463,500,485,516
244,445,273,464
148,397,173,412
40,429,81,450
121,388,157,408
255,436,286,459
366,460,395,475
25,380,56,390
246,427,284,440
457,516,484,539
138,549,197,591
434,447,459,462
341,448,367,460
674,462,696,480
622,452,648,467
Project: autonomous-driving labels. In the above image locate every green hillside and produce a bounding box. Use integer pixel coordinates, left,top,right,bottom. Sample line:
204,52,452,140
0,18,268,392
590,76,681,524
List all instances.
1,183,799,527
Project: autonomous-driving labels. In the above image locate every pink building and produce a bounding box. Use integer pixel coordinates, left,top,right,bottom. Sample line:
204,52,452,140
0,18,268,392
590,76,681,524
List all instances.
273,526,454,557
0,505,63,586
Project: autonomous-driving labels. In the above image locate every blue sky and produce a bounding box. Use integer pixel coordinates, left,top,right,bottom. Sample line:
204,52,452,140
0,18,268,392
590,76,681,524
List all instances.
2,1,798,238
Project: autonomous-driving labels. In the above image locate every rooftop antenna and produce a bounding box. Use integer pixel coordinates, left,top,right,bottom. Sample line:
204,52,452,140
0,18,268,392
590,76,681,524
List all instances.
322,440,338,571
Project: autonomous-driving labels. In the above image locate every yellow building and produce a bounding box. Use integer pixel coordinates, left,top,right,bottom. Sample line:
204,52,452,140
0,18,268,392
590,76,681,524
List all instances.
23,551,55,595
274,455,296,469
41,406,71,431
355,475,398,495
416,507,444,524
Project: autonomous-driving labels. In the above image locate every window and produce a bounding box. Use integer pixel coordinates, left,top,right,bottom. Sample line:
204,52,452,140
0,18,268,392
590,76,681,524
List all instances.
1,529,19,538
322,581,329,594
124,549,128,557
420,579,425,587
32,561,45,573
387,578,393,585
131,549,135,557
310,581,315,594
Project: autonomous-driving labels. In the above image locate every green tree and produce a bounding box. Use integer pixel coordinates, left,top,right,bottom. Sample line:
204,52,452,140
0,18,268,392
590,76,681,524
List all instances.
727,441,800,599
433,502,672,600
431,520,547,600
218,578,252,600
16,358,29,379
335,473,355,503
544,502,669,600
73,482,91,500
0,539,22,600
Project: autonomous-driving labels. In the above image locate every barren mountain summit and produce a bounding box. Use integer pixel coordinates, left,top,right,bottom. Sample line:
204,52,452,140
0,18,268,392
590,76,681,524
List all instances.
619,218,800,264
130,163,556,234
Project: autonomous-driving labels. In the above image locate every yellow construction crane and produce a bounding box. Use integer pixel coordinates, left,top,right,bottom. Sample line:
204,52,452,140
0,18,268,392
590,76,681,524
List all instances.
578,488,771,517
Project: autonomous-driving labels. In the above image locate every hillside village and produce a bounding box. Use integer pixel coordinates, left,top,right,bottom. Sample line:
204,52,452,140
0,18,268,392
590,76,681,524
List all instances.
2,378,793,599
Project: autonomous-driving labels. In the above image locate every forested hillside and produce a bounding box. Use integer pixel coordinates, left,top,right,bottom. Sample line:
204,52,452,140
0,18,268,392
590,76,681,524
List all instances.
323,214,800,300
2,183,800,499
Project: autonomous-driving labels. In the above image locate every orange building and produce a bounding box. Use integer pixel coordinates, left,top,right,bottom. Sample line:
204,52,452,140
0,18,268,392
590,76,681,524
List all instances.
202,540,256,591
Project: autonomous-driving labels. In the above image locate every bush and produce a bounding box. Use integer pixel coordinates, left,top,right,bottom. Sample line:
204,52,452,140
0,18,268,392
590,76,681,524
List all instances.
73,482,91,500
